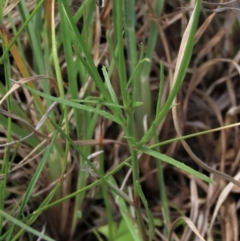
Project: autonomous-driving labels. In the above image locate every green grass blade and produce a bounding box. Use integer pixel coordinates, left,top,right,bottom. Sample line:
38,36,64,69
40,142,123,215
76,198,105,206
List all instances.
7,120,61,240
135,181,155,241
60,1,112,103
124,0,137,76
155,61,171,236
112,0,129,106
102,66,119,105
0,209,55,241
140,146,214,184
73,0,94,22
21,85,125,125
17,0,55,121
108,176,141,241
0,0,45,64
12,183,61,241
138,0,201,146
0,32,11,236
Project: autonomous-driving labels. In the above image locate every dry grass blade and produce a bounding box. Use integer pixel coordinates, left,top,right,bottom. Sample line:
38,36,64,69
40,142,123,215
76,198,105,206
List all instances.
0,102,57,148
194,28,226,64
2,0,240,240
181,179,199,240
0,107,127,149
202,0,240,12
208,171,240,238
202,0,236,6
194,12,216,44
171,0,240,187
0,75,55,106
0,142,47,180
3,0,20,15
168,216,206,241
223,199,238,241
0,21,30,77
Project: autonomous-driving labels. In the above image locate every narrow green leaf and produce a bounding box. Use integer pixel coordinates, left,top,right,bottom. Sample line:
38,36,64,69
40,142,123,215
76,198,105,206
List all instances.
108,177,141,241
0,209,55,241
138,0,202,146
21,85,124,125
7,121,60,240
102,66,119,105
135,181,155,241
140,147,214,184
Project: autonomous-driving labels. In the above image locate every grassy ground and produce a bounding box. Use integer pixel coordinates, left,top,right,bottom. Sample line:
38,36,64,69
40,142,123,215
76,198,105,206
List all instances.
0,0,240,240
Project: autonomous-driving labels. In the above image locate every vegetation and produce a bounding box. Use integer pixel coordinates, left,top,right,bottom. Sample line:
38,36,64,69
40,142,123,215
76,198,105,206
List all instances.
0,0,240,240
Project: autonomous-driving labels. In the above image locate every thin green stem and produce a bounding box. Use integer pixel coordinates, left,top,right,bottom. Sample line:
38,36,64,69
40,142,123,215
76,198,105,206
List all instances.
100,146,114,241
155,62,171,236
18,0,52,117
124,0,137,74
126,111,146,241
138,0,201,146
135,0,165,140
113,0,129,106
0,33,11,237
51,0,69,178
11,183,61,241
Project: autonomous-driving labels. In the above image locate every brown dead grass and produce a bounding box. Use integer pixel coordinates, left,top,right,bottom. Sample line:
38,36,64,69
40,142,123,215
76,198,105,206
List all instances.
1,0,240,240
